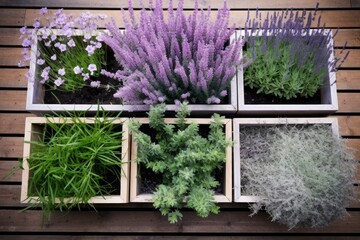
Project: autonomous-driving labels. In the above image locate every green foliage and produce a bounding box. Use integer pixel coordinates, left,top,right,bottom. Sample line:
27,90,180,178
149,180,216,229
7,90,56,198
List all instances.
38,35,106,92
25,112,125,220
129,103,231,223
244,38,325,100
240,125,358,229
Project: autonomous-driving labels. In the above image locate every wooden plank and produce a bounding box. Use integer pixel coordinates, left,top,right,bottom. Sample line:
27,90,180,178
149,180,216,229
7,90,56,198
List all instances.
335,29,360,48
351,0,360,8
0,9,25,27
335,49,360,69
24,9,360,28
347,139,360,160
0,114,34,134
0,209,359,233
0,28,22,46
0,0,351,9
0,48,23,66
338,116,360,137
0,90,26,111
336,70,360,91
0,69,28,88
0,137,23,158
0,185,22,207
338,93,360,114
0,160,21,182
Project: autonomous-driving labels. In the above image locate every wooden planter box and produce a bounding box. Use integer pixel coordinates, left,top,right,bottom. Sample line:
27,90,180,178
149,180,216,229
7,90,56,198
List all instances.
21,117,130,204
236,30,338,116
233,117,339,202
27,30,237,116
130,118,233,203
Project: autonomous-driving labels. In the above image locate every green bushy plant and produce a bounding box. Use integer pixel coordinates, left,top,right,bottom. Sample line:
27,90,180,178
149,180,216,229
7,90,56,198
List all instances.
240,125,358,229
25,112,125,219
129,103,232,223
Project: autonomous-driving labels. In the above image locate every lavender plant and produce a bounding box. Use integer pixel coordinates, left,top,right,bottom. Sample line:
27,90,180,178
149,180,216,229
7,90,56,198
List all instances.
129,103,232,223
103,0,245,106
19,8,111,92
240,125,358,229
243,5,349,100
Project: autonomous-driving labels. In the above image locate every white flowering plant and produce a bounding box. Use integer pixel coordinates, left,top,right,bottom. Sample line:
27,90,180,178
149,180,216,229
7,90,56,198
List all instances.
20,8,109,92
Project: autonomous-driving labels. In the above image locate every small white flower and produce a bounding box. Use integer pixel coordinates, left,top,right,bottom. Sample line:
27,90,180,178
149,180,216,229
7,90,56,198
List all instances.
58,44,67,52
54,78,64,87
88,64,97,74
36,59,45,65
82,73,90,81
73,66,83,74
50,54,57,61
90,81,101,88
67,39,76,47
58,68,66,76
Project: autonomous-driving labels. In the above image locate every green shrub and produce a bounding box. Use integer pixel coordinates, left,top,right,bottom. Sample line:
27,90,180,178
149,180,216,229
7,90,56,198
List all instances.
129,103,232,223
26,113,125,219
240,125,358,229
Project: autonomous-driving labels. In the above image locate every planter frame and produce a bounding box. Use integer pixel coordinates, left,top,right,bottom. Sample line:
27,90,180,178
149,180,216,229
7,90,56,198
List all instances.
130,118,233,203
236,29,338,116
27,30,237,116
21,117,130,204
233,117,339,203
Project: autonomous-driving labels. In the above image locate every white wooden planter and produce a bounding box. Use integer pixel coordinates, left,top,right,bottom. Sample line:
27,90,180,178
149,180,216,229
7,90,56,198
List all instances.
27,30,237,116
21,117,130,204
233,117,339,203
236,30,338,115
130,118,233,203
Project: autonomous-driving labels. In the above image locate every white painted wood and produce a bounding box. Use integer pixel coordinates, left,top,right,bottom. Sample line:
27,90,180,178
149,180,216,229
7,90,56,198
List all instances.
130,118,233,203
236,29,338,115
21,117,130,204
26,30,237,115
233,117,339,203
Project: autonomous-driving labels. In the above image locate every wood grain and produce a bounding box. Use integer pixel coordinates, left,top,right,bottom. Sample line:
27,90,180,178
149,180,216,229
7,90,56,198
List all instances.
0,0,351,9
0,48,23,66
338,116,360,137
0,114,34,134
347,139,360,160
0,137,24,158
0,90,27,111
335,49,360,69
0,9,25,27
0,209,359,233
336,70,360,91
0,69,28,88
0,160,21,182
0,28,22,46
338,93,360,114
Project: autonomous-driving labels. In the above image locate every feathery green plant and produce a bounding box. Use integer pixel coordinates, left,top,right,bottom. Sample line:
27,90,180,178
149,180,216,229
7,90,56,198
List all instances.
240,125,358,229
129,103,231,223
25,112,125,220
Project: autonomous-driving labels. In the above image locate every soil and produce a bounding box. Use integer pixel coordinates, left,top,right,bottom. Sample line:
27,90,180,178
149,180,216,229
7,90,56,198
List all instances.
44,46,122,105
243,85,322,104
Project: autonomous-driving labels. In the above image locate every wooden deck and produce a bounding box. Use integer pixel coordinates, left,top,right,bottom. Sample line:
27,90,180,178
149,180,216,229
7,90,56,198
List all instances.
0,0,359,238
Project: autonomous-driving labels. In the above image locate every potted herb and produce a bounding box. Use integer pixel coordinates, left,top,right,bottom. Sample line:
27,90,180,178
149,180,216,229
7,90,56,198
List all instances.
128,103,232,223
102,0,247,115
21,8,124,114
233,118,358,229
237,5,349,115
21,113,130,219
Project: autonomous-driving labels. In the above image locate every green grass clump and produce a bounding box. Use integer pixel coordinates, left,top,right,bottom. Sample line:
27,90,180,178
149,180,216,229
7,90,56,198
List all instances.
240,125,358,229
129,103,232,224
26,114,125,218
244,37,326,100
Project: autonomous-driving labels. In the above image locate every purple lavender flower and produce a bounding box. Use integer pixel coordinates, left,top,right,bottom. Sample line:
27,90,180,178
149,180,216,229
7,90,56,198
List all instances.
67,39,76,47
85,45,95,56
39,7,48,15
82,73,90,81
58,44,67,52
